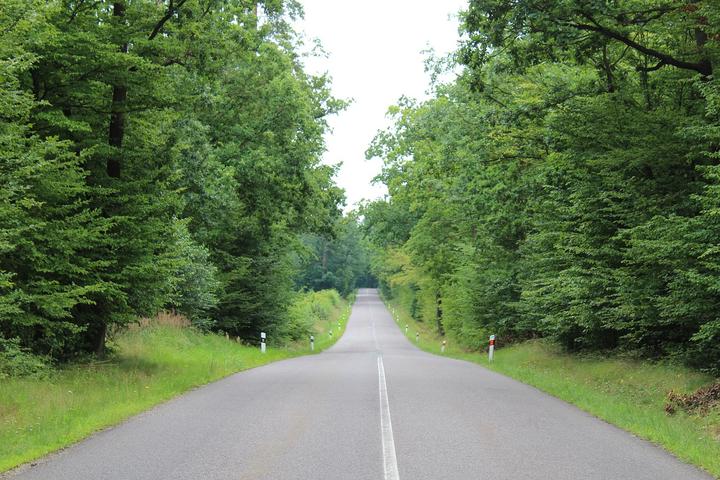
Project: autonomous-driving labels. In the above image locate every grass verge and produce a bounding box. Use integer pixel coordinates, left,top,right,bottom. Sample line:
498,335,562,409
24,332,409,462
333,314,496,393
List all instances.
0,290,353,473
383,296,720,478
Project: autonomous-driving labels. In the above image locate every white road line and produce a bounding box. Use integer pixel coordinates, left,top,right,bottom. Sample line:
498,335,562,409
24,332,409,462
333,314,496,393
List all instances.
377,355,400,480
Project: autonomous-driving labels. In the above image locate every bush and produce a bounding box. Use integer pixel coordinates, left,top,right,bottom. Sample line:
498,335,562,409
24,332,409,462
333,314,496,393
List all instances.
0,338,51,378
282,290,342,342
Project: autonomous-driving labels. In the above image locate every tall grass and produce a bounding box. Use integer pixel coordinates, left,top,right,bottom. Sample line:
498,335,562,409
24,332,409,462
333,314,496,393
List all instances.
383,295,720,478
0,290,353,473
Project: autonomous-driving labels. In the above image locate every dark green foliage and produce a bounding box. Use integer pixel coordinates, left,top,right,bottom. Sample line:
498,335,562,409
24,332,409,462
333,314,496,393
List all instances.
0,338,51,379
296,215,376,296
0,10,113,358
166,221,220,327
366,1,720,373
1,0,344,360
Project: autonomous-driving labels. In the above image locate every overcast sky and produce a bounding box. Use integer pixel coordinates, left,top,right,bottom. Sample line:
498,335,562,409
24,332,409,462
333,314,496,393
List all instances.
296,0,467,210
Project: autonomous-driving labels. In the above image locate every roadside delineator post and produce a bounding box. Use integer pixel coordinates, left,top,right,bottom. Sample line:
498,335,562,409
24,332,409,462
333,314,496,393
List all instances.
405,324,408,334
488,334,495,362
310,335,315,351
415,332,419,343
441,340,446,353
260,332,266,353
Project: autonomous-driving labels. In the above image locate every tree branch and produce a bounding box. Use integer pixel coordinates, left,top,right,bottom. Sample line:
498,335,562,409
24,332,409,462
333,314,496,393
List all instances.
68,0,103,24
571,18,712,76
148,0,189,40
636,60,666,72
613,5,677,26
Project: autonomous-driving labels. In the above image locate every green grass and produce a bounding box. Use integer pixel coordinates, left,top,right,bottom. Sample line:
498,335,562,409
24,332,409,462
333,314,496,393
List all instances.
0,293,353,473
384,297,720,478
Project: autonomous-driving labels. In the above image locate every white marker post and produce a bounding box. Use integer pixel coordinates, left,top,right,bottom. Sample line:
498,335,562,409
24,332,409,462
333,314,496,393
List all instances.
488,334,495,362
405,324,408,334
415,332,419,343
310,335,314,351
260,332,266,353
441,340,446,353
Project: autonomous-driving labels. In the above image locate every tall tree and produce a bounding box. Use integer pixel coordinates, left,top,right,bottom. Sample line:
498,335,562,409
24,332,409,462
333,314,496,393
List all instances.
1,0,346,358
366,0,720,372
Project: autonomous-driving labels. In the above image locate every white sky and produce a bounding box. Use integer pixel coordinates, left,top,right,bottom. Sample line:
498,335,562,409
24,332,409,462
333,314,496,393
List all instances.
296,0,467,211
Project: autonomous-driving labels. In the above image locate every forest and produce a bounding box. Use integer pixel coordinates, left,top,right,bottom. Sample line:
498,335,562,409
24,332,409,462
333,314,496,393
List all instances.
3,0,720,378
363,1,720,374
0,0,371,365
2,1,720,476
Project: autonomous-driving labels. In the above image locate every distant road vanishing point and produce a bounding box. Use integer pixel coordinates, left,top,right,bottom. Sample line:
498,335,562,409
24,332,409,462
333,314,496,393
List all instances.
6,289,712,480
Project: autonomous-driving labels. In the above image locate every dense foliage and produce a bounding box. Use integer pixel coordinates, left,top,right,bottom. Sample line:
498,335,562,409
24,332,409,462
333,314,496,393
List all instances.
295,215,376,297
364,0,720,373
285,288,345,341
0,0,345,360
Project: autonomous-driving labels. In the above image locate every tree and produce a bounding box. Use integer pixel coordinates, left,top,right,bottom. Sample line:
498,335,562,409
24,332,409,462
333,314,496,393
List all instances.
366,0,720,372
0,1,112,357
296,215,375,297
1,0,346,358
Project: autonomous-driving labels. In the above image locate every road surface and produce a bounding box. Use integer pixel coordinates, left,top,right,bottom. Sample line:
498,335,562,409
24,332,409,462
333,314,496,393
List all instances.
6,289,713,479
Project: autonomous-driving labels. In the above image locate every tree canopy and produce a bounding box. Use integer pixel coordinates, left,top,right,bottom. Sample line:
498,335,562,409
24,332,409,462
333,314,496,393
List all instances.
295,214,376,297
365,0,720,373
0,0,346,358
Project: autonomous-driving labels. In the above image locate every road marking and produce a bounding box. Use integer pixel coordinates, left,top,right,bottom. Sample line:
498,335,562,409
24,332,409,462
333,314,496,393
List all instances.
377,355,400,480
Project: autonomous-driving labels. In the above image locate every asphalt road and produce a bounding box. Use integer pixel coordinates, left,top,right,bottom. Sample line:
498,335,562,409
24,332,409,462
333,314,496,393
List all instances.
7,289,713,479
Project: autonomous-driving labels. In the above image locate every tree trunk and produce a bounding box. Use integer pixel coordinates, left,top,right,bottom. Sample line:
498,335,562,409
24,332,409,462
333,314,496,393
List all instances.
435,290,444,335
92,1,129,355
108,1,128,179
94,322,108,356
321,241,328,273
694,28,712,77
602,44,615,93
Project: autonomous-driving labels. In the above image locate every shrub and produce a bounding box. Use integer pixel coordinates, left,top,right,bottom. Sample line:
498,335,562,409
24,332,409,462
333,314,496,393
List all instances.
282,290,343,342
0,337,51,378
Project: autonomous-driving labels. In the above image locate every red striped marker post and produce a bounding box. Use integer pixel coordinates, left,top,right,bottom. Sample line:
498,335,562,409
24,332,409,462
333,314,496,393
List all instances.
488,335,495,362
